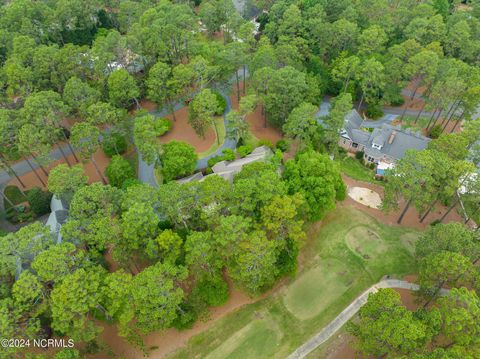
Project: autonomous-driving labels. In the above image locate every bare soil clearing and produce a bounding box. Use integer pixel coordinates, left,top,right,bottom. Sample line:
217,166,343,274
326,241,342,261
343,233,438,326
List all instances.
159,106,216,153
347,187,382,209
230,81,284,144
341,175,464,230
7,149,110,190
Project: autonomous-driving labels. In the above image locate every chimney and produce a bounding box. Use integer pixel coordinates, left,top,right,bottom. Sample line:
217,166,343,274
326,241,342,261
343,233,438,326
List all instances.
388,131,396,144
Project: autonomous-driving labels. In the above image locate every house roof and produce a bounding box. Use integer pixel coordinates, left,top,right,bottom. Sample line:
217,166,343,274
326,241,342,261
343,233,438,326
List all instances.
370,125,429,160
176,146,273,184
342,111,430,160
176,172,204,184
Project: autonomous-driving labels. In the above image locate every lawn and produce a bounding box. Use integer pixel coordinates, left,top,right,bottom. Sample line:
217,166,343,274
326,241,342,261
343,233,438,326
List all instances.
168,207,419,359
336,157,382,185
3,185,29,210
197,117,226,159
399,115,429,131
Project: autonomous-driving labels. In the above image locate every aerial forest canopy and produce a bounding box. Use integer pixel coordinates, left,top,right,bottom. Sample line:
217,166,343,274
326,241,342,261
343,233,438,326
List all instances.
0,0,480,358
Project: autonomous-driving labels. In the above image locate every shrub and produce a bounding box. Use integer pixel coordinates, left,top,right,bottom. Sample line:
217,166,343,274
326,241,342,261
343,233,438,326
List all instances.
102,132,127,157
369,163,375,169
172,302,198,330
160,141,198,181
121,178,141,190
27,187,52,216
222,148,235,161
106,155,135,188
365,103,384,119
390,95,405,107
236,137,245,147
257,139,274,149
154,118,173,136
355,151,364,160
276,139,289,152
430,219,442,226
195,275,229,307
237,144,253,158
207,155,224,168
212,90,227,116
429,124,442,139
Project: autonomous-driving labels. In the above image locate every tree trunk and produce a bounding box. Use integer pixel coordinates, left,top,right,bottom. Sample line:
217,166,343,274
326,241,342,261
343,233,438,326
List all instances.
423,280,445,308
61,130,79,163
397,198,412,224
91,156,107,185
30,153,48,177
1,190,16,209
410,83,420,100
170,101,177,122
263,105,267,128
242,65,246,94
235,71,240,102
357,93,364,111
25,158,46,187
444,99,460,123
0,156,26,188
425,109,437,129
465,207,479,224
57,144,72,167
439,198,459,223
429,108,443,130
414,102,427,124
420,200,436,223
449,110,465,133
344,74,351,93
399,102,409,121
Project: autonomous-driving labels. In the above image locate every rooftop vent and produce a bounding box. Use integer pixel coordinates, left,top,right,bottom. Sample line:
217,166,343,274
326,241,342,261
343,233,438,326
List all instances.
388,131,397,144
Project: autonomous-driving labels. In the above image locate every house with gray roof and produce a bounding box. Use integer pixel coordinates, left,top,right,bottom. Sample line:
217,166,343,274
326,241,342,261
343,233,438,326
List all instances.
176,146,273,184
45,195,69,244
339,110,431,173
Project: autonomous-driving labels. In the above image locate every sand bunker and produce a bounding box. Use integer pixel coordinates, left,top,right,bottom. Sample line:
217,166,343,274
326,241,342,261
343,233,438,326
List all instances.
347,187,382,209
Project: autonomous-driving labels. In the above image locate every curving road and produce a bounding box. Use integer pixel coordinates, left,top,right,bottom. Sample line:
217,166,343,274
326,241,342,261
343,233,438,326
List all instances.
286,279,449,359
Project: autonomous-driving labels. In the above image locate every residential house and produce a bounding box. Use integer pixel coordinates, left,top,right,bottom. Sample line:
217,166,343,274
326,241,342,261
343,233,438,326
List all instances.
339,110,431,174
45,195,69,244
176,146,273,184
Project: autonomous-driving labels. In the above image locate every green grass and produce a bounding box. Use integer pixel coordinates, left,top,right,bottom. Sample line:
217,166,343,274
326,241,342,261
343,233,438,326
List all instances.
3,185,29,210
400,115,429,131
154,166,163,186
169,207,419,359
336,157,383,185
198,117,227,159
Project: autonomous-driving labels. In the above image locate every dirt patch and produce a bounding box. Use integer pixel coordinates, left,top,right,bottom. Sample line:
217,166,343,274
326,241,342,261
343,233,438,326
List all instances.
157,106,216,153
91,284,256,359
347,187,382,209
340,175,465,230
7,148,110,191
229,81,283,144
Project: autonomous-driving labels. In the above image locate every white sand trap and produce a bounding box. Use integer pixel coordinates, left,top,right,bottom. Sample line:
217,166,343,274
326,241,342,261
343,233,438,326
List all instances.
348,187,382,209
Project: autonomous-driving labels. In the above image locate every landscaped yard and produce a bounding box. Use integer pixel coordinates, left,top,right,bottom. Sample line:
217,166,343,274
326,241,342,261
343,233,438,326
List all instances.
169,207,419,359
395,115,430,132
336,157,382,185
3,185,29,210
197,117,226,159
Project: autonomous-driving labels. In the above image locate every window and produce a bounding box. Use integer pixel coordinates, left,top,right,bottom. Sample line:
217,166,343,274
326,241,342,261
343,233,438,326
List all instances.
352,142,358,148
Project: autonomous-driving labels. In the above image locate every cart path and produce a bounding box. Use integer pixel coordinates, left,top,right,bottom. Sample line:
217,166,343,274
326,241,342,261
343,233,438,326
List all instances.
286,279,449,359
